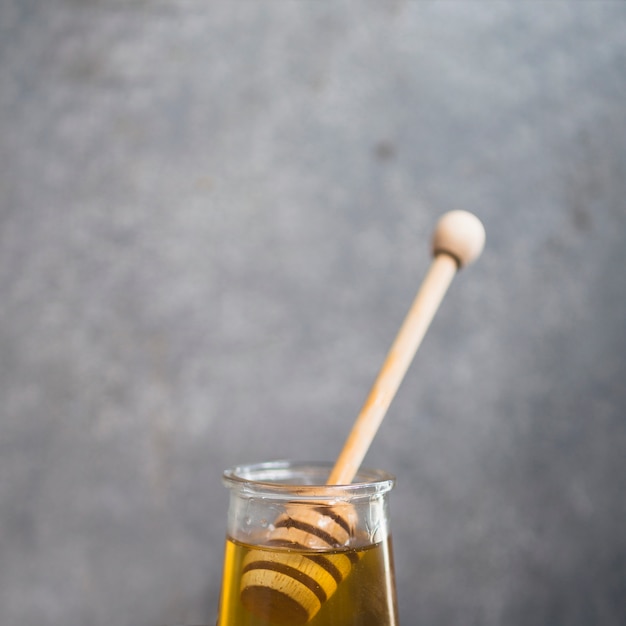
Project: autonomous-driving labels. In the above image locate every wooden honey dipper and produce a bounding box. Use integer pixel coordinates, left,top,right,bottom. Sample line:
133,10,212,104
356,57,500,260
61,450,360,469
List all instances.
240,211,486,624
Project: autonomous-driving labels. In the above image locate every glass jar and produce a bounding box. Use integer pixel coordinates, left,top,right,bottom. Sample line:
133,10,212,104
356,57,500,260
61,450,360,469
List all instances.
217,460,398,626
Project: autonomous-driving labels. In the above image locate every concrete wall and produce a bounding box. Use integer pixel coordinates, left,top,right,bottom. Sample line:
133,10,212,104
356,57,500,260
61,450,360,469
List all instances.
1,1,625,624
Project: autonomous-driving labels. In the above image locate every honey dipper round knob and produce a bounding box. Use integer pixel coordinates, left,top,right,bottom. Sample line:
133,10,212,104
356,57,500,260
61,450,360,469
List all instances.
431,210,486,268
240,211,485,623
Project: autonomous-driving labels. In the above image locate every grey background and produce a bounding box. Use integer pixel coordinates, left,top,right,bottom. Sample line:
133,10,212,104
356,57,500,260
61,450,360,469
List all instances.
1,1,625,625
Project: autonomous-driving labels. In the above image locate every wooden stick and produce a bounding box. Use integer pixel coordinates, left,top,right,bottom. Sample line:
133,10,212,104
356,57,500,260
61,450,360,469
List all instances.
327,210,485,485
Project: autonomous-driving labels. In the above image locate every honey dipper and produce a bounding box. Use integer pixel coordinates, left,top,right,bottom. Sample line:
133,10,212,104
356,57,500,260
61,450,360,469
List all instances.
240,211,486,624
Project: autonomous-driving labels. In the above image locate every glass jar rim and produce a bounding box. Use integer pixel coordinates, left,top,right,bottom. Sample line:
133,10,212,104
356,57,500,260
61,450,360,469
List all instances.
222,459,395,501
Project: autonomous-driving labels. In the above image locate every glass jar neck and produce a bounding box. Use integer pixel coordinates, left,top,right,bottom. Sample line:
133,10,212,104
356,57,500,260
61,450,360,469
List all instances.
223,460,395,502
222,460,395,548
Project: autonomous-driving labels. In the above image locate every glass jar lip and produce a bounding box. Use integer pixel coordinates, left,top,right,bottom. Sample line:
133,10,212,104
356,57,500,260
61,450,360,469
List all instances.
222,459,395,501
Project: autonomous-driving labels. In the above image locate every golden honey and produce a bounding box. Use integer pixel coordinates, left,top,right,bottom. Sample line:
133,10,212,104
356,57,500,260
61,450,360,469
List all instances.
218,535,398,626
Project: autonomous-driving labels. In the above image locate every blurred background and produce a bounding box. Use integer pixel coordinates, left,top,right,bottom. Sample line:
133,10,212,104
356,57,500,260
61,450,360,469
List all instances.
1,1,625,625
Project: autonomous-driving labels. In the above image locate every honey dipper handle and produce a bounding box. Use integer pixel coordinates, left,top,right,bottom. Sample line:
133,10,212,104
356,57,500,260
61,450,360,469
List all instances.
327,211,485,485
